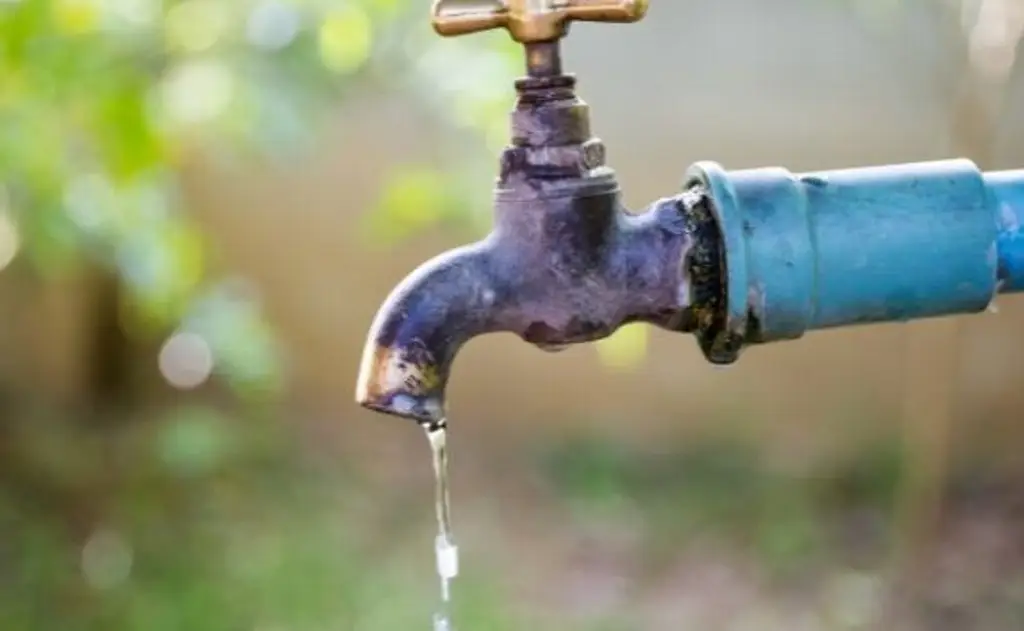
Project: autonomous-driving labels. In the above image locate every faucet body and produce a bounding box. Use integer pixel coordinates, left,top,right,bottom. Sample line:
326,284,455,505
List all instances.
356,74,714,426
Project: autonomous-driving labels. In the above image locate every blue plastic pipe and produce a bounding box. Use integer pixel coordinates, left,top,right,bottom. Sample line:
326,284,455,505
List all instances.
991,169,1024,292
684,159,1024,363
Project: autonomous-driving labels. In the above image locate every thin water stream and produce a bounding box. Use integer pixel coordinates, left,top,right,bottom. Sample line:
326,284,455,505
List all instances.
426,421,458,631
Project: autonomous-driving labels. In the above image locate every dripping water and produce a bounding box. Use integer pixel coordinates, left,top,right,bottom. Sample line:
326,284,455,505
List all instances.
426,419,457,631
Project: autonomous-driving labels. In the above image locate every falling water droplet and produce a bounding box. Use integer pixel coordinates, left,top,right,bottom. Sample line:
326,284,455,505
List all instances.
426,420,458,631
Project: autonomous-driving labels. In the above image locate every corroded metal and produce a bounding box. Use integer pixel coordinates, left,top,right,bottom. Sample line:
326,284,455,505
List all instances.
355,67,715,425
355,0,687,425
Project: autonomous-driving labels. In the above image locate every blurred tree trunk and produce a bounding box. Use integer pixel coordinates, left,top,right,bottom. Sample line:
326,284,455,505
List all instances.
88,273,133,415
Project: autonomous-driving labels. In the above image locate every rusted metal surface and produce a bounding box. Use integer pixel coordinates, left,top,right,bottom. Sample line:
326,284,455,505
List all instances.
355,72,715,425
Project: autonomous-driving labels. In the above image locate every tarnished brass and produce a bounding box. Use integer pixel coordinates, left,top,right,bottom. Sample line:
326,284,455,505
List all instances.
431,0,649,43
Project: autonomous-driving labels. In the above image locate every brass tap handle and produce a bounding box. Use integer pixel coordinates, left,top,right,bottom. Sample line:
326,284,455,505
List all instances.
431,0,649,44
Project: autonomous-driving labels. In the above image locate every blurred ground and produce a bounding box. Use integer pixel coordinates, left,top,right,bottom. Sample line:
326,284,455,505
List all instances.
9,408,1024,630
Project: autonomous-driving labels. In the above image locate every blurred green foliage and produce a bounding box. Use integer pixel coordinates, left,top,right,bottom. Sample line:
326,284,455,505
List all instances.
0,406,532,631
0,3,528,629
0,0,520,393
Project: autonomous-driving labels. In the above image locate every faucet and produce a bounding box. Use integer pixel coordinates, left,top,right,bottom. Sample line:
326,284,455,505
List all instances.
356,0,1024,429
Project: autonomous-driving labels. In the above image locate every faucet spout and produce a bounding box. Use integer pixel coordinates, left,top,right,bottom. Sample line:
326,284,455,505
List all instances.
355,241,498,426
355,188,717,425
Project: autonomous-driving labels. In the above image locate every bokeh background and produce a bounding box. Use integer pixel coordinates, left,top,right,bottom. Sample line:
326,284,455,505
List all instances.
3,0,1024,629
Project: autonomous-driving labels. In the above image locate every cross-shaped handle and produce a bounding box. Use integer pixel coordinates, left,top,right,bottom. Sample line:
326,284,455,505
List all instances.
432,0,649,44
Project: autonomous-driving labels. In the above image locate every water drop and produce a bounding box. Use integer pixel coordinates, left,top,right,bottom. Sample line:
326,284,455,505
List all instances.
433,612,454,631
426,421,458,630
